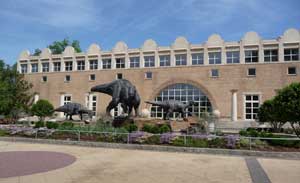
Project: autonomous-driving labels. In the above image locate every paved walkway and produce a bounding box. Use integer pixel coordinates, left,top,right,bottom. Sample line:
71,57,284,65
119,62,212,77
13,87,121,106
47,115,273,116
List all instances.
0,141,299,183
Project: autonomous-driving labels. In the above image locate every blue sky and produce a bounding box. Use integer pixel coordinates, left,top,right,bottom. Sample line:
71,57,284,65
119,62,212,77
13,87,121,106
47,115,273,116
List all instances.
0,0,299,65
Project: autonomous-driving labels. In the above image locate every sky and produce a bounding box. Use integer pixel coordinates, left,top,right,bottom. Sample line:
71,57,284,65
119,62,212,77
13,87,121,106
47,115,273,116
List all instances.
0,0,299,65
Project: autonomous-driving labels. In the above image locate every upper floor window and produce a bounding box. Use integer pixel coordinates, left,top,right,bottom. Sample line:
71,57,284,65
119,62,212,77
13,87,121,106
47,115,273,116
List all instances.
175,54,187,66
209,52,221,64
264,49,278,62
20,64,27,74
42,63,49,72
89,60,98,70
130,57,140,68
65,61,73,71
53,62,61,72
226,51,239,64
102,59,111,69
192,53,204,65
31,63,38,73
284,48,299,61
77,61,85,71
116,58,125,69
144,56,155,67
245,50,258,63
159,55,170,67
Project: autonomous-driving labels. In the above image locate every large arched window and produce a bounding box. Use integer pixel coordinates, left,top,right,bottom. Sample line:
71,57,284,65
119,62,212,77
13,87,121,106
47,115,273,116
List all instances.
150,83,212,118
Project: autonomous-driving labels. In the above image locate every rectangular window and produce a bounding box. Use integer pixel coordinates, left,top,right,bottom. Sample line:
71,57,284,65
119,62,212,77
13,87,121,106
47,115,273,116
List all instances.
226,51,240,64
159,55,170,67
116,58,125,68
20,64,28,74
53,62,61,72
248,68,256,76
42,76,47,82
77,61,85,71
264,49,278,62
65,75,71,82
64,95,72,105
209,52,221,64
288,67,297,75
31,63,38,73
145,72,152,79
102,59,111,69
144,56,155,67
42,63,49,72
211,69,219,77
65,61,73,71
90,74,96,81
284,48,299,61
117,73,123,79
245,95,260,120
92,95,97,116
245,50,258,63
130,57,140,68
89,60,98,70
175,54,187,66
192,53,204,65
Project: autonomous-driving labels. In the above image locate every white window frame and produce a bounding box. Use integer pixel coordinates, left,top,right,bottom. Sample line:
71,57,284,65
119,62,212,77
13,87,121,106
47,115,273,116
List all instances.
65,61,73,71
20,64,28,73
264,49,278,62
247,68,256,77
226,51,240,64
144,56,155,67
130,57,140,68
287,67,297,75
208,52,221,64
31,63,38,73
192,53,204,65
102,59,111,69
159,55,171,67
77,60,85,71
115,58,125,69
243,93,261,121
245,50,259,63
175,54,187,66
53,62,61,72
284,48,299,61
42,63,49,72
89,60,98,70
89,74,96,81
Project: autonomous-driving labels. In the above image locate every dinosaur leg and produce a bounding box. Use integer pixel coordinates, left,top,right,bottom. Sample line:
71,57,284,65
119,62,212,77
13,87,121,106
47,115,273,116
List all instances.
121,103,128,114
106,100,119,115
166,109,173,120
69,114,73,120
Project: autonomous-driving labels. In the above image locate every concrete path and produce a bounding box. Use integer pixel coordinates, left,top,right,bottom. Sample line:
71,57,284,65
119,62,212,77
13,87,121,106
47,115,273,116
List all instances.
0,141,299,183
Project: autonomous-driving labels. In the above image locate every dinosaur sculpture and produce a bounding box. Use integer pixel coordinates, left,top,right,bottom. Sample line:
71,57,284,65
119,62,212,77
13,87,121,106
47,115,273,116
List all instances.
91,79,140,117
54,102,93,120
145,100,194,120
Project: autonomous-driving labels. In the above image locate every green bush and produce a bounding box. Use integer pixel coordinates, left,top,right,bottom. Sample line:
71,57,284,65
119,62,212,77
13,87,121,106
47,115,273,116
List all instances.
239,129,248,136
172,136,185,146
124,123,138,133
142,124,160,134
46,122,59,129
31,99,54,121
144,135,160,144
239,138,250,148
159,124,171,134
188,138,209,148
0,129,8,136
34,121,45,128
247,128,259,137
209,138,226,148
59,121,74,130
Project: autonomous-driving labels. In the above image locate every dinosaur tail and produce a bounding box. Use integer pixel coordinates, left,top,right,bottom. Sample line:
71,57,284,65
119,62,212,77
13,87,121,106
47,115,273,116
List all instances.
145,101,164,106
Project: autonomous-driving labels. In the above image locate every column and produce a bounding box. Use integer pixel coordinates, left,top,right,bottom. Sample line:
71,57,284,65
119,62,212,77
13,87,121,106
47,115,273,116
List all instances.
88,93,93,110
60,94,65,118
231,89,238,122
34,94,39,104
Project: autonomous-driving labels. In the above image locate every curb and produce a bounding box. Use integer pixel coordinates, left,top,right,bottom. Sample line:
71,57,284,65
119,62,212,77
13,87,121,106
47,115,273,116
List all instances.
1,137,300,160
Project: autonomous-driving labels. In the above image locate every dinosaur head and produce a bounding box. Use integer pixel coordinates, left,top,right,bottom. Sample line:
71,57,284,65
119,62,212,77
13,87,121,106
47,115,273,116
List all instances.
90,83,113,95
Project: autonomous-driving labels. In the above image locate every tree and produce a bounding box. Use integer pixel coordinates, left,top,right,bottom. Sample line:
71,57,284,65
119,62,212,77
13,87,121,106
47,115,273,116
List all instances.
48,38,82,54
31,99,54,121
33,49,42,56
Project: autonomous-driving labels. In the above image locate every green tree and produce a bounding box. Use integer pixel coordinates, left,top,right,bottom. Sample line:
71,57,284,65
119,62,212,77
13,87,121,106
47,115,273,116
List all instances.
33,49,42,56
31,99,54,121
48,38,82,54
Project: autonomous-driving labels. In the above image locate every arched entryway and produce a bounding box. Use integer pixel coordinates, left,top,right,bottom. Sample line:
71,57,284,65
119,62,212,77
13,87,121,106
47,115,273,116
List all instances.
150,83,213,118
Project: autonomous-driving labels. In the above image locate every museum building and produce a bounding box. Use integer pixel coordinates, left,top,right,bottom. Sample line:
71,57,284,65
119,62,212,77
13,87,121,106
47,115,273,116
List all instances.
17,28,300,122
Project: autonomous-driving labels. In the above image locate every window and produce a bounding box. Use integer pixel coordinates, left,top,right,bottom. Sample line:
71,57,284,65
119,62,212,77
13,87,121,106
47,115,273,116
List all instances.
264,49,278,62
248,68,256,76
117,73,123,79
245,50,258,63
42,76,47,82
53,62,61,72
211,69,219,77
284,48,299,61
159,55,170,67
63,95,72,105
288,67,297,75
130,57,140,68
145,72,152,79
20,64,28,74
77,60,85,70
91,95,97,116
89,60,98,70
116,58,125,68
31,63,38,73
245,95,260,120
209,52,221,64
102,59,111,69
42,63,49,72
90,74,96,81
144,56,155,67
65,75,71,82
65,61,73,71
192,53,204,65
175,54,187,66
226,51,240,64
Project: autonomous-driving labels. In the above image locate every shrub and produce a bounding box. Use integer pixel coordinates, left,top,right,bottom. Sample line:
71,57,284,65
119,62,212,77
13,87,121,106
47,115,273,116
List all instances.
124,123,138,133
159,124,171,134
239,129,248,136
142,124,160,134
172,136,185,146
188,138,209,148
247,128,259,137
34,121,45,128
239,138,250,148
46,122,59,129
31,100,54,121
59,121,74,130
209,137,226,148
144,135,160,144
225,135,239,149
0,129,8,136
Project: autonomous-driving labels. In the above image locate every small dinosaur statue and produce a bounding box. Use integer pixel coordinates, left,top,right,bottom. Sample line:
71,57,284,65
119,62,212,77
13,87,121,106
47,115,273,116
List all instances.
54,102,93,120
91,79,140,117
145,100,194,120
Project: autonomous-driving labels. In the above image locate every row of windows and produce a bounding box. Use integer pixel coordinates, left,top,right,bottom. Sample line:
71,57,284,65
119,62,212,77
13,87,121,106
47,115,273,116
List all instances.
20,48,300,73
